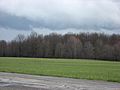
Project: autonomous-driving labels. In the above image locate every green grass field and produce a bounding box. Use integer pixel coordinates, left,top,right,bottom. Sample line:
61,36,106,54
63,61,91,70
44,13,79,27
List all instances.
0,57,120,82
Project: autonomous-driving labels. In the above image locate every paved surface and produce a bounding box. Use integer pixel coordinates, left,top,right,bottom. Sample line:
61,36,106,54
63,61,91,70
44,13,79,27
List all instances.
0,72,120,90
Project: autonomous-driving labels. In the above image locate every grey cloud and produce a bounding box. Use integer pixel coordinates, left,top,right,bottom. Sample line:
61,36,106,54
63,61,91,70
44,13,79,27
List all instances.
0,10,120,31
0,11,47,30
0,11,33,30
0,0,120,32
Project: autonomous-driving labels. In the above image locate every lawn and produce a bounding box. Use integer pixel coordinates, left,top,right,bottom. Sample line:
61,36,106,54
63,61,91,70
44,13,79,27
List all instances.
0,57,120,82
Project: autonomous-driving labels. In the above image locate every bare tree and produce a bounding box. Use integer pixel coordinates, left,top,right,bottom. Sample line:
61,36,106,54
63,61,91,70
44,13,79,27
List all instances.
113,42,120,61
55,43,64,58
14,34,25,56
0,32,120,61
82,41,94,59
0,40,7,56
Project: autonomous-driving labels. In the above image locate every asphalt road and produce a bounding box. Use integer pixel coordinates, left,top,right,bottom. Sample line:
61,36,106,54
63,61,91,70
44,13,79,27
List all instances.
0,72,120,90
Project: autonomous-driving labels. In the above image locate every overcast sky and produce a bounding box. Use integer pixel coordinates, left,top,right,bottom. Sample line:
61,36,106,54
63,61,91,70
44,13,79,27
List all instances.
0,0,120,40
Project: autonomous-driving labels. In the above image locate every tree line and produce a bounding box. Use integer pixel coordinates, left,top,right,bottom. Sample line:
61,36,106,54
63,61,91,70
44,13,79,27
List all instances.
0,32,120,61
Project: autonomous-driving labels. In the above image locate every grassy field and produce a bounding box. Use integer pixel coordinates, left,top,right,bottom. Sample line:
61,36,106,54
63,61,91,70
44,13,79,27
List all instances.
0,57,120,82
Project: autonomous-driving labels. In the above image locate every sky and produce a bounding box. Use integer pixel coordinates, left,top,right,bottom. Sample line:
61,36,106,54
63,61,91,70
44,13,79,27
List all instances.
0,0,120,41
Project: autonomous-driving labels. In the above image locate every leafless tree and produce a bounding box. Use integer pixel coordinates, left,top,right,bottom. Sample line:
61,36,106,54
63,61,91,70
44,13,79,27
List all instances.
0,32,120,61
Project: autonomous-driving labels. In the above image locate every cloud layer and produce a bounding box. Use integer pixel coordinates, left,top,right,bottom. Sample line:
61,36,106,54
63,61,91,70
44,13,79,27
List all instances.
0,0,120,30
0,0,120,40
